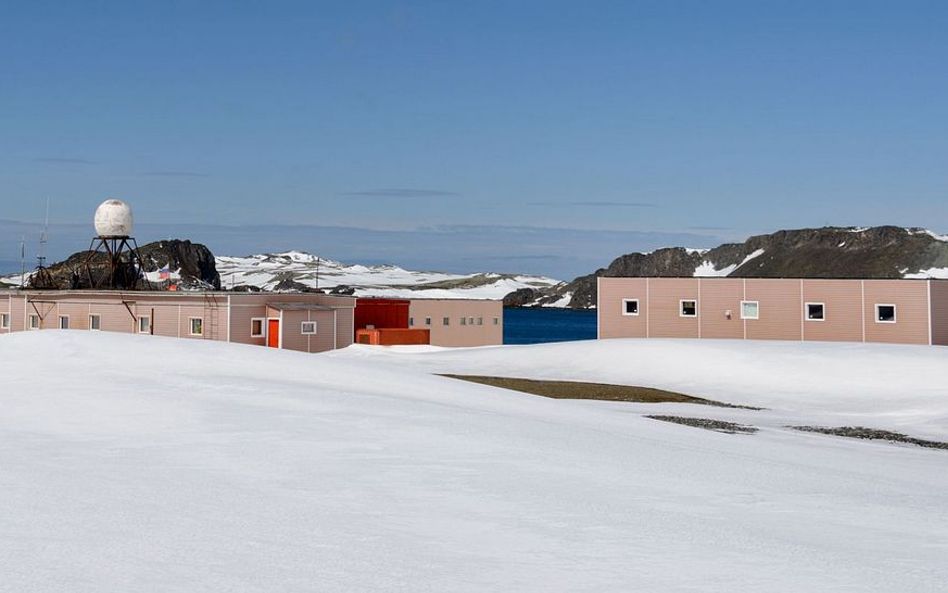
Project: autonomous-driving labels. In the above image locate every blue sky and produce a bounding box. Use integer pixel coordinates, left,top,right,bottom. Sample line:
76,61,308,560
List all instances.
2,1,947,278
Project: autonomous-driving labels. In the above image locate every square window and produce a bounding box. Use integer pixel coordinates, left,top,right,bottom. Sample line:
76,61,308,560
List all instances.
876,304,897,323
0,313,9,329
740,301,759,320
443,317,450,326
190,317,203,336
29,315,40,329
89,315,101,330
301,321,317,334
622,299,639,316
424,317,431,326
250,318,265,337
59,316,69,330
805,303,825,321
680,300,698,317
139,316,151,334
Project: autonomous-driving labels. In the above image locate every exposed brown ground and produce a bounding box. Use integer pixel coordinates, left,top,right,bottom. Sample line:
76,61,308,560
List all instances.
441,375,759,409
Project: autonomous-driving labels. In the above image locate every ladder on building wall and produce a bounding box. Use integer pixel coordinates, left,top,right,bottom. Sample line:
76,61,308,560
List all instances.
203,293,219,340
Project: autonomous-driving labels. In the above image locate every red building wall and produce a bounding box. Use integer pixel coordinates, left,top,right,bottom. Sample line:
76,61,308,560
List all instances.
354,299,410,336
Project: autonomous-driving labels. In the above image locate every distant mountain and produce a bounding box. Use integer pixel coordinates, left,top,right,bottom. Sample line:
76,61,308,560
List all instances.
526,226,948,309
216,251,564,300
1,243,563,300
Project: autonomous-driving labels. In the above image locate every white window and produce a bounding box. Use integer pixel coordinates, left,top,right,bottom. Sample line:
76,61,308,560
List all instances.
805,302,825,321
680,300,698,318
29,315,40,329
443,317,450,326
468,317,474,325
89,314,101,330
876,304,897,323
740,301,759,320
138,316,151,334
0,313,9,330
59,316,69,330
424,317,432,326
622,299,639,316
250,318,266,338
460,317,467,326
301,321,317,335
189,317,204,336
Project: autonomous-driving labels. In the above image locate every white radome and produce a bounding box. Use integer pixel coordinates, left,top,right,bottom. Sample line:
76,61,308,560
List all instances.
94,199,134,238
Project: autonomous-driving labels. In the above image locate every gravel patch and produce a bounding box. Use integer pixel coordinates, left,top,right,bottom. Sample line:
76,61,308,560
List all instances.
791,426,948,450
645,415,759,434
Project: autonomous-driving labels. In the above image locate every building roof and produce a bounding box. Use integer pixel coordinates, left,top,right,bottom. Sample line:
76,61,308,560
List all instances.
266,302,338,311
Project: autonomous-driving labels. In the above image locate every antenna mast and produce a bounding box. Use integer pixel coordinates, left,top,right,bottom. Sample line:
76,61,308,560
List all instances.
19,236,26,289
37,197,50,269
27,197,58,290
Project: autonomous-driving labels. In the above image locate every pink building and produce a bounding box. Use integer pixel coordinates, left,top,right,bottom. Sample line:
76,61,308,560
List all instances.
0,290,504,351
598,277,948,346
408,299,503,348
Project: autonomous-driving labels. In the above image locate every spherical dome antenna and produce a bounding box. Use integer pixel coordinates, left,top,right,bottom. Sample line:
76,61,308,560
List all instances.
94,199,134,238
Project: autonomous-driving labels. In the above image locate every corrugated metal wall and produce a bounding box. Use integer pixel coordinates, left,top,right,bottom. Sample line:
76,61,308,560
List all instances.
862,280,930,345
646,278,700,339
407,299,503,347
931,280,948,346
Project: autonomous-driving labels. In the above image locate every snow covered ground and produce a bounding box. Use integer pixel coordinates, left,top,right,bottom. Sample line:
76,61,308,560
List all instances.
215,251,563,300
2,332,947,591
333,339,948,439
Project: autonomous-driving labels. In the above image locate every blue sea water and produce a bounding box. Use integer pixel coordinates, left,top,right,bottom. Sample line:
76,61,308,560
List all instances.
0,261,21,275
503,307,597,345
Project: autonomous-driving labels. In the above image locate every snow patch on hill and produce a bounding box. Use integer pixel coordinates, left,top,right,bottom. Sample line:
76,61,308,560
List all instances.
905,266,948,279
908,228,948,242
694,248,766,277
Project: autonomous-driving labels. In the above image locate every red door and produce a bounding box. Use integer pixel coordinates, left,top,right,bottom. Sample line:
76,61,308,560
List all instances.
267,319,280,348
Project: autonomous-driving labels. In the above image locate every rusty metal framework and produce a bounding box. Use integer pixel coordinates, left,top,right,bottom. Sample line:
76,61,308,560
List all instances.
77,236,153,290
26,266,57,290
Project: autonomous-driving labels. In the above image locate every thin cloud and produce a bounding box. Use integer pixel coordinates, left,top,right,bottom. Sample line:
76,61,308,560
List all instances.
140,171,211,178
467,255,563,261
33,157,96,165
686,225,732,231
342,188,460,198
526,201,658,208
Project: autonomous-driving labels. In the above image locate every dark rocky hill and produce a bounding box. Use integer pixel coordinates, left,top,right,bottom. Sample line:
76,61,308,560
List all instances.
533,226,948,309
26,239,221,290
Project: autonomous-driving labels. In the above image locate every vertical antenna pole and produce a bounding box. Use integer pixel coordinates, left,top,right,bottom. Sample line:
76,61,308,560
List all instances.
20,236,26,288
38,196,50,268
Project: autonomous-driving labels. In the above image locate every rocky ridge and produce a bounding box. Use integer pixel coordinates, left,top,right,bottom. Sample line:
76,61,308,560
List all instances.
531,226,948,309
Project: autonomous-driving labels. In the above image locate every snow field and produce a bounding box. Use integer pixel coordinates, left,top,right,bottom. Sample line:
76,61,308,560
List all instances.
335,338,948,439
1,332,947,592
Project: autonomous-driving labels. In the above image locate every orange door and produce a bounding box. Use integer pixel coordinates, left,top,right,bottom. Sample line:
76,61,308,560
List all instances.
267,319,280,348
